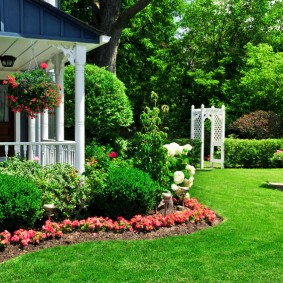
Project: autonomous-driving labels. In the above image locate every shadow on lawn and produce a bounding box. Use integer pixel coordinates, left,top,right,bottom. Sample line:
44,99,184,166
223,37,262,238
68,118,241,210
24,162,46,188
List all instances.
261,182,283,192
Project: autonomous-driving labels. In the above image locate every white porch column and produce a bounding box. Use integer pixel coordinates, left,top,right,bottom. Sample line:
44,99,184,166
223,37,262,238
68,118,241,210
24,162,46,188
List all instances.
42,111,49,140
28,117,36,159
74,45,86,174
53,53,65,142
15,112,21,142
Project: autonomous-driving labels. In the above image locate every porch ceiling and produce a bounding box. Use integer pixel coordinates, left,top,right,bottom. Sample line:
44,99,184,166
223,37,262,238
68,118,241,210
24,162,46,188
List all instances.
0,0,109,78
0,36,103,78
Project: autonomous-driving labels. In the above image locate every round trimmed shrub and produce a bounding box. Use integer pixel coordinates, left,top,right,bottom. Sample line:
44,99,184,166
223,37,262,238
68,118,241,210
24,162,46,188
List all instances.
230,110,283,139
64,64,133,143
0,174,42,231
91,166,161,219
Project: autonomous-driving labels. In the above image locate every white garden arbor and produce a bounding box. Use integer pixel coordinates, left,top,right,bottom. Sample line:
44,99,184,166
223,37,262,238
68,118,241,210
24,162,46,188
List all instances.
191,105,225,169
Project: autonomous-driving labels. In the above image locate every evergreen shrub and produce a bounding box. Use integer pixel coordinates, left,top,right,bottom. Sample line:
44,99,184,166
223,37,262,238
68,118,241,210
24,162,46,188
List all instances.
225,138,283,168
91,166,161,219
0,158,91,220
64,64,133,143
0,174,42,231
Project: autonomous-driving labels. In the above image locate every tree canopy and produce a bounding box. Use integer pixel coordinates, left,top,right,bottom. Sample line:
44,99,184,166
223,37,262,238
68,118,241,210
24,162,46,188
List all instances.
60,0,283,138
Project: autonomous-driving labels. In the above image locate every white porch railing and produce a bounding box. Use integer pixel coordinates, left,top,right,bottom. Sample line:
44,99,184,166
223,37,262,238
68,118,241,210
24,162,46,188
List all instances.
0,141,76,167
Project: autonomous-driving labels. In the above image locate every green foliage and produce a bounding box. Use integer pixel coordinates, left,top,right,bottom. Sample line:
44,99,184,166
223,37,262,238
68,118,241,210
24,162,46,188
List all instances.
225,138,283,168
85,141,112,169
0,158,91,220
230,110,283,139
0,157,42,179
0,174,42,231
270,150,283,168
117,1,189,135
64,64,133,142
91,166,161,219
132,103,169,187
230,43,283,117
35,163,86,219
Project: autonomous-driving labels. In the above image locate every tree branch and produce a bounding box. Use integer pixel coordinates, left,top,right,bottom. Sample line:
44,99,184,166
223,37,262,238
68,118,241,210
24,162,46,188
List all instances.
115,0,153,29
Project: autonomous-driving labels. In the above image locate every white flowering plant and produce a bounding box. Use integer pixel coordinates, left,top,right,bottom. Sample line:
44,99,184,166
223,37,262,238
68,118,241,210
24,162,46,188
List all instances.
163,142,192,176
163,142,196,200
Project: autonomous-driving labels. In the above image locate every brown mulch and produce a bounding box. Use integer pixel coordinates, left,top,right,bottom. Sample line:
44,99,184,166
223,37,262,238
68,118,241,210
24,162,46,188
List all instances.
0,206,222,264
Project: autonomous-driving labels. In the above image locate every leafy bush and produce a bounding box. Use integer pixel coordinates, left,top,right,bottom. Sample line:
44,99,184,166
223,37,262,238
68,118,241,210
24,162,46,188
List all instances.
0,158,91,220
35,163,88,219
85,141,113,169
270,150,283,168
230,110,283,139
225,138,283,168
64,64,133,143
0,157,42,179
91,166,161,219
0,174,42,231
132,106,169,188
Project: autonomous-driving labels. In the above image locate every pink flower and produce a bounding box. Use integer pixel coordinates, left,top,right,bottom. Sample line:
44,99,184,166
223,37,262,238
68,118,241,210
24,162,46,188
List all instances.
33,156,39,161
108,151,117,159
40,62,48,69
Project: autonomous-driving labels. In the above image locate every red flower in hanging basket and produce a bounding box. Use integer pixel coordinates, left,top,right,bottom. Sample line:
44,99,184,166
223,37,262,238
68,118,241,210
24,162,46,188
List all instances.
40,62,48,69
4,62,62,118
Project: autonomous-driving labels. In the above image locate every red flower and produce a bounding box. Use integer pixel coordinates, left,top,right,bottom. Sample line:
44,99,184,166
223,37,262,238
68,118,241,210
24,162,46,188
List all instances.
40,62,48,69
108,151,117,159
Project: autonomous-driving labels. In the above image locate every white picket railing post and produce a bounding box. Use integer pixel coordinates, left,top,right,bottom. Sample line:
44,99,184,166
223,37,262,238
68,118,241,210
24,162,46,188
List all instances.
0,141,76,167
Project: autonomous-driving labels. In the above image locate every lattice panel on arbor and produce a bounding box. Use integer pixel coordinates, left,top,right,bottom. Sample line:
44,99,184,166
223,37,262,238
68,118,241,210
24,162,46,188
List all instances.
191,105,225,169
213,115,223,143
192,114,202,139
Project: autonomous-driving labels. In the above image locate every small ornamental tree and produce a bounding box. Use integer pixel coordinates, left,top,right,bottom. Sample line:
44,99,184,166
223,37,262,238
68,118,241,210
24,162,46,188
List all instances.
64,64,133,143
132,93,169,189
230,110,283,139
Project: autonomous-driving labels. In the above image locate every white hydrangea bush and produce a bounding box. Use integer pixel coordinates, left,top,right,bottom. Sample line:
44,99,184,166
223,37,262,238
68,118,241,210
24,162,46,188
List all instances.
163,142,196,200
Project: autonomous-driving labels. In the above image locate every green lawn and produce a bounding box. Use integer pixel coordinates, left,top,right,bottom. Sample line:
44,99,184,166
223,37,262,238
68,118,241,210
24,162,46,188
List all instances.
1,169,283,282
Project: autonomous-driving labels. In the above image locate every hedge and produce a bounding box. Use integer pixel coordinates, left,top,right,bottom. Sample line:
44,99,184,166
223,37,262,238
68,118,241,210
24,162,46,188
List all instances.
224,138,283,168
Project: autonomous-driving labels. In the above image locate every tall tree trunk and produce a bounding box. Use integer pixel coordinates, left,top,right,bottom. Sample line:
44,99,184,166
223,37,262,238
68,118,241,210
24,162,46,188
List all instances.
93,25,123,74
91,0,153,74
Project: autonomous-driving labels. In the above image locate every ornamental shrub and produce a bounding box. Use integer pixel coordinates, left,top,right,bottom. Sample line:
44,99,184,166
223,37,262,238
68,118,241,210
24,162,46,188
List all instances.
35,163,88,220
0,158,91,220
90,166,162,219
0,157,42,179
132,105,169,188
270,150,283,168
0,174,42,231
230,110,283,139
64,64,133,143
225,138,283,168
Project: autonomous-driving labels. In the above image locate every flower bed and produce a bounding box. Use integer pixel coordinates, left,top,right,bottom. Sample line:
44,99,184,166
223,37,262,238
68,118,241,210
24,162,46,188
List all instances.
0,198,216,249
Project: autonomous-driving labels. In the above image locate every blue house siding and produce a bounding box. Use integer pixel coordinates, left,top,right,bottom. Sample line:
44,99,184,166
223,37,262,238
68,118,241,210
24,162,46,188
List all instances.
0,0,104,44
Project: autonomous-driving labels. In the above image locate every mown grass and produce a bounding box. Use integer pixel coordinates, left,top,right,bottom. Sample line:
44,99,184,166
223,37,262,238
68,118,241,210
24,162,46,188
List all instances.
1,169,283,282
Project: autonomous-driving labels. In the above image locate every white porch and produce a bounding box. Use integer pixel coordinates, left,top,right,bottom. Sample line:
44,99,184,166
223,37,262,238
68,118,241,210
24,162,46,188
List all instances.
0,0,110,173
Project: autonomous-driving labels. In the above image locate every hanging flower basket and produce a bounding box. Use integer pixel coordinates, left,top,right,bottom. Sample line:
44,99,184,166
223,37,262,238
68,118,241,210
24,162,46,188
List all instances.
3,62,62,118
